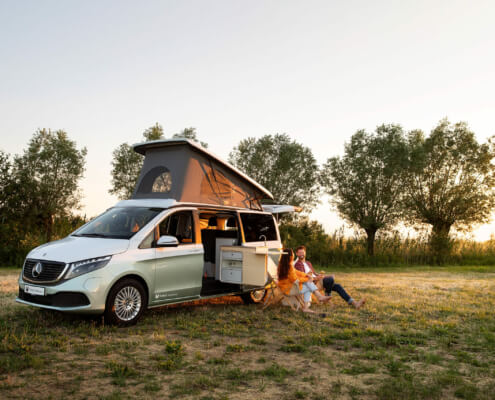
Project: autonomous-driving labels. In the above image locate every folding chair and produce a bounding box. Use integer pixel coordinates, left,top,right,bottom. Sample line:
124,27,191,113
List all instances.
261,254,305,311
262,279,305,311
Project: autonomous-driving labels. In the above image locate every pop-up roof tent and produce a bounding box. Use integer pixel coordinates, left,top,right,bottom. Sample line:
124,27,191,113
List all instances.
132,139,273,211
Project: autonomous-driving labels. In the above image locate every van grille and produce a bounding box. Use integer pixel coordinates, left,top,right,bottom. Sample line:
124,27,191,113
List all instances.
23,259,67,284
18,288,90,307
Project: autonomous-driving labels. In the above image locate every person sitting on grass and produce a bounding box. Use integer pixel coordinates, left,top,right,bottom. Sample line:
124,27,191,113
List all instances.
294,245,366,309
277,248,332,313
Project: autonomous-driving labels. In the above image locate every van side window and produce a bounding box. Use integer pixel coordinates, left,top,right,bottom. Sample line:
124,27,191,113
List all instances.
159,211,195,244
240,213,278,242
139,230,155,249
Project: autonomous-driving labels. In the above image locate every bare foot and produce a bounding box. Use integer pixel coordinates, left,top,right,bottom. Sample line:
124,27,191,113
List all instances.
315,294,332,303
353,298,366,309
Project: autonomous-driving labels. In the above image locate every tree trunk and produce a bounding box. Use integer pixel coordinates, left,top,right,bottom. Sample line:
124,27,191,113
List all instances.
365,228,377,257
430,223,452,262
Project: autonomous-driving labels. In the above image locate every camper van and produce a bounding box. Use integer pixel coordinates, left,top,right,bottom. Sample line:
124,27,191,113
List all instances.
16,139,291,325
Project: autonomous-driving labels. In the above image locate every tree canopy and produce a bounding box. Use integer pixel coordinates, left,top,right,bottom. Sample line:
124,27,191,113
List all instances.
321,125,408,255
10,129,86,242
0,131,87,265
404,119,495,255
0,150,11,212
172,127,208,148
229,134,320,211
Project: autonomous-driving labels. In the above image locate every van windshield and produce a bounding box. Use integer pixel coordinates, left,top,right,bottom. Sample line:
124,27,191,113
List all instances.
74,207,163,239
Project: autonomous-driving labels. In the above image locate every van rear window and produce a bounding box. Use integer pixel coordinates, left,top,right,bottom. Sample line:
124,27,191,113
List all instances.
240,213,278,242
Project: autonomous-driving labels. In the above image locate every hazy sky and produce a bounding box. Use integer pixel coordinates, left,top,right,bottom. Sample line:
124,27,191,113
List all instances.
1,0,495,239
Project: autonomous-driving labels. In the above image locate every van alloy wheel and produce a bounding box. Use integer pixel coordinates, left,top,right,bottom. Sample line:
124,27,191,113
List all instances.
105,278,147,326
114,286,142,321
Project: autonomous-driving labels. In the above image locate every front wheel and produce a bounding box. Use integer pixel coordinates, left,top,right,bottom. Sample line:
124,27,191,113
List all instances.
104,278,147,326
240,289,267,304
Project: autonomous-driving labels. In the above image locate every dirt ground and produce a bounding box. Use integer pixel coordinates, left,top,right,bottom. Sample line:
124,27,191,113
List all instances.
1,267,494,399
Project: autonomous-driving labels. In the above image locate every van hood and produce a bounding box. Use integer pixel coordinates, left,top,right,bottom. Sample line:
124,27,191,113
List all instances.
27,236,130,264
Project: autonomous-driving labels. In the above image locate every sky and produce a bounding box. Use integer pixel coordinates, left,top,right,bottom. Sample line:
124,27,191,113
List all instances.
1,0,495,240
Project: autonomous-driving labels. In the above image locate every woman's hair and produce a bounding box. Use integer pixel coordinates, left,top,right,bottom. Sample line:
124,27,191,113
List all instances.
277,248,294,280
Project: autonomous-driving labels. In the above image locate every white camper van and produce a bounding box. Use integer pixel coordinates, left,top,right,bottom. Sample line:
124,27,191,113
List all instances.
16,139,290,325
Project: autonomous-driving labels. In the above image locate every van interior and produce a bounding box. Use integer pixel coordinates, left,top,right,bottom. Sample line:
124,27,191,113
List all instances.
198,210,243,296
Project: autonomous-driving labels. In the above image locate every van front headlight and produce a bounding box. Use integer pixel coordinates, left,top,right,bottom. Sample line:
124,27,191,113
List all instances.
64,256,112,280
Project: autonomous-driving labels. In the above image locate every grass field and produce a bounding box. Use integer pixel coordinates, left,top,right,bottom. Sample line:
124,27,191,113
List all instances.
1,266,494,400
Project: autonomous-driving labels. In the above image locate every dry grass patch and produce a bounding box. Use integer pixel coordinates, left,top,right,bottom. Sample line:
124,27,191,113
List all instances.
0,266,494,399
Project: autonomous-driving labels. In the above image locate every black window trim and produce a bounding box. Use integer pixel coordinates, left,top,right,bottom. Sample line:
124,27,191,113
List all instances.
155,209,196,246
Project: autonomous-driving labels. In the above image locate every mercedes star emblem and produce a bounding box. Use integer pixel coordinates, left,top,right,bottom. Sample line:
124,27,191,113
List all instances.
32,262,43,278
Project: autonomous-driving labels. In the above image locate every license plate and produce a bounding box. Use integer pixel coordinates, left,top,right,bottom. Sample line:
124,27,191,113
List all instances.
24,284,45,296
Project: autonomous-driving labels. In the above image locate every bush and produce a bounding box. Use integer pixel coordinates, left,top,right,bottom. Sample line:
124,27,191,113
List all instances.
0,214,87,267
279,218,495,267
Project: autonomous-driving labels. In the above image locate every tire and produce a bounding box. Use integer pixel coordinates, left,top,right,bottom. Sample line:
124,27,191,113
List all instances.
104,278,147,326
240,289,267,304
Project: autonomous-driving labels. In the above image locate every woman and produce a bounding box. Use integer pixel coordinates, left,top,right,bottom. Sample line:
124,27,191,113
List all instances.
277,248,331,313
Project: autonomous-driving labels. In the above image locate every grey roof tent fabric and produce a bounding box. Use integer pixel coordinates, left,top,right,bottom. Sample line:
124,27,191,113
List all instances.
132,139,273,211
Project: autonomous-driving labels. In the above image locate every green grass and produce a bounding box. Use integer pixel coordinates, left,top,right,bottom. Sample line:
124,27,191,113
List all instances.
0,265,494,399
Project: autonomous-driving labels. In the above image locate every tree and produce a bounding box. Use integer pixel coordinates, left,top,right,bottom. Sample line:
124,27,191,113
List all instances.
12,129,87,242
404,119,495,257
173,127,208,148
109,123,207,199
279,216,330,264
0,150,19,264
0,150,11,212
109,144,145,200
143,123,165,141
321,125,408,256
109,123,165,199
229,134,320,211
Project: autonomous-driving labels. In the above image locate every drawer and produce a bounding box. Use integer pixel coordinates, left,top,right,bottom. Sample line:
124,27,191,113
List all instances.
222,251,243,261
221,268,242,283
222,260,242,269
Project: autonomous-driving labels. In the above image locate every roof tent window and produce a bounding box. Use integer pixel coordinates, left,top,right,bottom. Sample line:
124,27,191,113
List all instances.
152,171,172,193
137,166,172,194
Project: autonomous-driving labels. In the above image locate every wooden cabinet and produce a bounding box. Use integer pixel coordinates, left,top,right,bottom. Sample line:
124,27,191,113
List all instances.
219,246,271,286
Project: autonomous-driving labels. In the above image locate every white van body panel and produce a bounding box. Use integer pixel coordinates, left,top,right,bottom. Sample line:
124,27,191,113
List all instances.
26,236,130,264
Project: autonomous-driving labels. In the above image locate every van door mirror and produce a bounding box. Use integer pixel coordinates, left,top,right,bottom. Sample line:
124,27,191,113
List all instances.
156,235,179,247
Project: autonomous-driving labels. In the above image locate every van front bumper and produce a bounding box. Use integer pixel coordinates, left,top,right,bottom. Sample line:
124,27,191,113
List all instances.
16,275,107,314
17,287,91,310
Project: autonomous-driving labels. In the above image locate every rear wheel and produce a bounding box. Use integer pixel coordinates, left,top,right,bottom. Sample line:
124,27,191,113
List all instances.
240,289,267,304
104,278,147,326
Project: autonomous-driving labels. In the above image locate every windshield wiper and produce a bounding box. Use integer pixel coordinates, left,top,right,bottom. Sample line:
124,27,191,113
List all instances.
74,233,130,239
75,233,109,238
